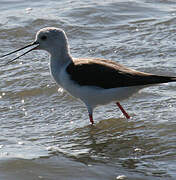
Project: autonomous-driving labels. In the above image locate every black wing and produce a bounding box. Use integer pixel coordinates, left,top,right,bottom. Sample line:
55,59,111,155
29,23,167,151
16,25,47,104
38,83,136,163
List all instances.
66,58,176,89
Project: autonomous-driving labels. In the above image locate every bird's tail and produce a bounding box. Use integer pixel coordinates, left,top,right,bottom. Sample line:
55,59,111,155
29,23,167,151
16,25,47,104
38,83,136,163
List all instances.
142,75,176,86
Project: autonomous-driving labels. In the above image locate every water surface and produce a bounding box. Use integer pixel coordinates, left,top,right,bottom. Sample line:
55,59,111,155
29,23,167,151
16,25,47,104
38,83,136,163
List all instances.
0,0,176,179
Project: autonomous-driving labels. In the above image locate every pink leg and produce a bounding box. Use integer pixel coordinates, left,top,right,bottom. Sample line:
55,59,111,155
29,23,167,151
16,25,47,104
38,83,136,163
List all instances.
116,102,130,119
87,105,94,125
89,114,94,125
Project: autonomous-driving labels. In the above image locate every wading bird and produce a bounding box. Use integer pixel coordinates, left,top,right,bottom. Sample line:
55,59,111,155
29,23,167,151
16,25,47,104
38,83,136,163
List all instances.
1,27,176,124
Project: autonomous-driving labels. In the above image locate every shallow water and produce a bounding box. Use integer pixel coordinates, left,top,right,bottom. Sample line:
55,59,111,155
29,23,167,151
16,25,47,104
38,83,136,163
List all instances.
1,0,176,179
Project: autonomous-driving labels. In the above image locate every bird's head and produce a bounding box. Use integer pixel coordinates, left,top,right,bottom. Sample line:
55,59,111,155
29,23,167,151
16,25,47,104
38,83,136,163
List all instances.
35,27,68,53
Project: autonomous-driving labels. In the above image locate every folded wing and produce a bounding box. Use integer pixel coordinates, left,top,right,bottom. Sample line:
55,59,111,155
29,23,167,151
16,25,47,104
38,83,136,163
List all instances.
66,58,176,89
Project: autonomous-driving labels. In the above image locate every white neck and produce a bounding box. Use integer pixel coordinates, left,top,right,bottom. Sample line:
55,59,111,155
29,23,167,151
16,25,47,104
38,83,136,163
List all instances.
49,46,72,85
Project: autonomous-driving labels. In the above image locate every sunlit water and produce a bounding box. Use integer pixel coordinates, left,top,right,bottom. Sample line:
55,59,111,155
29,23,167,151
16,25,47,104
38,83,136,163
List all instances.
1,0,176,179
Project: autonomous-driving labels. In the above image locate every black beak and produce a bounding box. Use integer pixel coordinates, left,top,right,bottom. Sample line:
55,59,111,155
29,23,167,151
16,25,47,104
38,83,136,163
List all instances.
0,41,39,66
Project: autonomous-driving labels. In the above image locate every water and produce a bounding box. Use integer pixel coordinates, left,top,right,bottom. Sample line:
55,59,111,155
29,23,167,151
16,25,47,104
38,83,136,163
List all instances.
0,0,176,179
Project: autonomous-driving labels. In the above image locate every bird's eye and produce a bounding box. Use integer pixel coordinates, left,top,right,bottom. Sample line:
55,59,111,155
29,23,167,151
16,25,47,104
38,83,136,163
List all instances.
41,35,47,40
